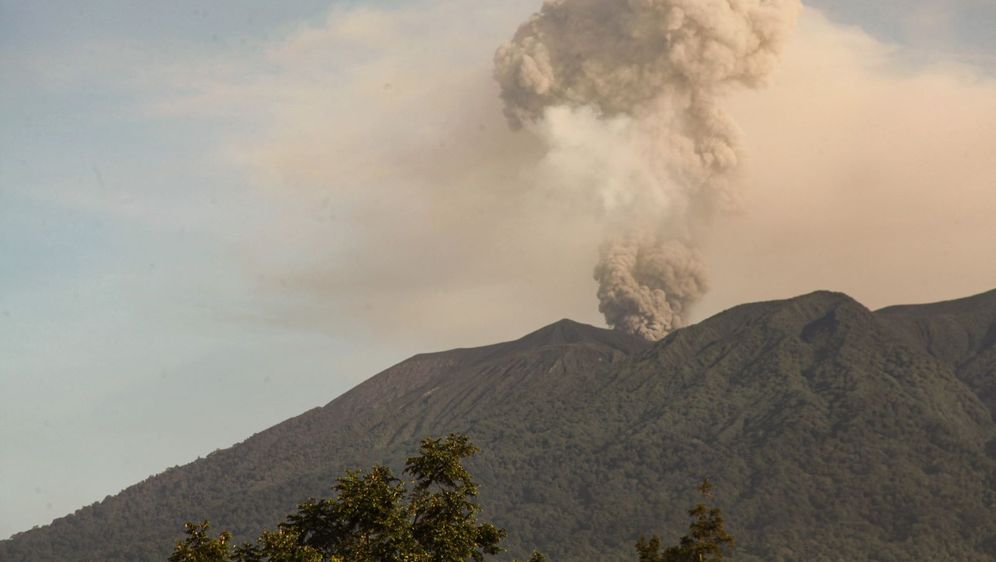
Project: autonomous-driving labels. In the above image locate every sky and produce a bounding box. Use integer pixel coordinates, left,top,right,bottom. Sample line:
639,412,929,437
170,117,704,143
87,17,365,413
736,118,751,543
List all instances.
1,0,994,540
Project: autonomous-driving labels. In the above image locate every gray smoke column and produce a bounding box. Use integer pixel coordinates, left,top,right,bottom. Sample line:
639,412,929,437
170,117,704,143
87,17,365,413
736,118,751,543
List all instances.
495,0,800,339
594,236,708,340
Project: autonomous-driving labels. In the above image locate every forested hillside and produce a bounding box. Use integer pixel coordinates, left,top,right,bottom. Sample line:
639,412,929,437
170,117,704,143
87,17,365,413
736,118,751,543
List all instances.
2,291,994,561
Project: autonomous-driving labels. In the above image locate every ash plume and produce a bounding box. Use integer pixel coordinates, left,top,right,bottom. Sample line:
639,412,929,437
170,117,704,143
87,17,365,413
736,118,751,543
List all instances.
594,236,708,340
495,0,801,339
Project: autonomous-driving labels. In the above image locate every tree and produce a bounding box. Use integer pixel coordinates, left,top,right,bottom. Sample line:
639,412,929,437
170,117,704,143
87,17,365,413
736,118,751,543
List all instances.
169,522,233,562
636,480,734,562
232,528,324,562
169,522,325,562
402,434,505,561
169,434,540,562
284,465,412,561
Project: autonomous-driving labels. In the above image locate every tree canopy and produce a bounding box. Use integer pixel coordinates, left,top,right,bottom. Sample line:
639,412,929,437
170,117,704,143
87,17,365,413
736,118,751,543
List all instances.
635,479,734,562
168,434,542,562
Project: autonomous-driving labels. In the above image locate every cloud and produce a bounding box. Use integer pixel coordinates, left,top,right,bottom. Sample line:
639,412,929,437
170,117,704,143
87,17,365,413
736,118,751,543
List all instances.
148,1,996,345
805,0,996,68
700,9,996,314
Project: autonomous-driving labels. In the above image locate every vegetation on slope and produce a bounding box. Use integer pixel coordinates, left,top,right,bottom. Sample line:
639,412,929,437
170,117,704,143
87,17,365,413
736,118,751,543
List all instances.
2,292,994,561
167,435,733,562
168,434,528,562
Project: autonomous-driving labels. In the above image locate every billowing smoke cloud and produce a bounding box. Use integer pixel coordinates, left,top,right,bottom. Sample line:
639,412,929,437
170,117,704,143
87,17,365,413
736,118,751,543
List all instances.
138,1,996,349
495,0,801,339
594,236,708,340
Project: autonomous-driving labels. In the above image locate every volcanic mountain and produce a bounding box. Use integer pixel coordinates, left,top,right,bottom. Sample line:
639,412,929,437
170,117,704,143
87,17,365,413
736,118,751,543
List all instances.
2,290,994,561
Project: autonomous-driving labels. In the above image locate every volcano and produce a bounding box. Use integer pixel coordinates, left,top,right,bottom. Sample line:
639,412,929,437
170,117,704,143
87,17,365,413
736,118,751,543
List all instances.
3,290,994,561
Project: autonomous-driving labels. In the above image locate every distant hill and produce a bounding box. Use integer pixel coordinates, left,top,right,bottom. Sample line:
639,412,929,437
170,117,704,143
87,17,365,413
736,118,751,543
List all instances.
2,291,994,561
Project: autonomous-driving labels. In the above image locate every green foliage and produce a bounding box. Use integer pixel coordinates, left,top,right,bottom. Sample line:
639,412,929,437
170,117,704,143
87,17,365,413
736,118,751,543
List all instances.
168,522,233,562
232,528,323,562
402,434,504,562
636,480,734,562
168,434,534,562
285,465,411,560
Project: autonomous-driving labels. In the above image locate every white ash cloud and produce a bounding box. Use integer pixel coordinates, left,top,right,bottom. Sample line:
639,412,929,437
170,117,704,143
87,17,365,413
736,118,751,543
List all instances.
494,0,801,339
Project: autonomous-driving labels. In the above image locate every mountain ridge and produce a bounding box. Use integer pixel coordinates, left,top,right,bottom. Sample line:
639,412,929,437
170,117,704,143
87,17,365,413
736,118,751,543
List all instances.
877,289,996,418
2,289,994,561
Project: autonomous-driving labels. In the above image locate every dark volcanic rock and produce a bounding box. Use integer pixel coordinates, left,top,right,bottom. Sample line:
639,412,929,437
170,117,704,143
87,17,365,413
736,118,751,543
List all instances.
2,291,994,562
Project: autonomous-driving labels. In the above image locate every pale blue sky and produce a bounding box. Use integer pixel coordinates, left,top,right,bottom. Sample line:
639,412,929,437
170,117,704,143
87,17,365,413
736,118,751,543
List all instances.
1,0,413,538
1,0,994,540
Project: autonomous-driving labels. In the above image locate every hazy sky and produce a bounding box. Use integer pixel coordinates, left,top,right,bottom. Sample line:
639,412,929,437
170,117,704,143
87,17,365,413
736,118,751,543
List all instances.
2,0,994,539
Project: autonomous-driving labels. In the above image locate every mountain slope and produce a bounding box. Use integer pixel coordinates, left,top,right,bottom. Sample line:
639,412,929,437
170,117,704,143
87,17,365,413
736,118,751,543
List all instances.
878,289,996,417
2,293,994,561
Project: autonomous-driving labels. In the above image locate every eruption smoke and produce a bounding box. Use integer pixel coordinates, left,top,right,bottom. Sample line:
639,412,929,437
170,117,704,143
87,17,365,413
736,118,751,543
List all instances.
495,0,801,339
595,236,708,340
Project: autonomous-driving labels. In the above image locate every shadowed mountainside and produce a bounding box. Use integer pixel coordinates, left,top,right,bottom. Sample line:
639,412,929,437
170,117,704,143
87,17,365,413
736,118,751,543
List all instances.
2,291,994,561
878,289,996,418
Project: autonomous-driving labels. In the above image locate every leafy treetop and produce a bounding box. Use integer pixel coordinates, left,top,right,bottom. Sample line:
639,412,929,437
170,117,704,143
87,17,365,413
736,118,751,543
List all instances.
636,479,734,562
168,434,541,562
